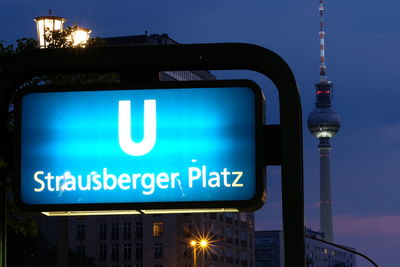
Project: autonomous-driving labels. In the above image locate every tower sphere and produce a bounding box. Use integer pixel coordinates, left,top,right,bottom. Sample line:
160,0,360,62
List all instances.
307,107,341,139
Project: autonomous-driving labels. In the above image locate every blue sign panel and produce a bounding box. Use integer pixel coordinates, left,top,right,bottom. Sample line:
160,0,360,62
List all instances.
17,81,265,211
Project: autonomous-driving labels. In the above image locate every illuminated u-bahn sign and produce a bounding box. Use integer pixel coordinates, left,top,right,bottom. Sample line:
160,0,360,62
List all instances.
16,80,265,214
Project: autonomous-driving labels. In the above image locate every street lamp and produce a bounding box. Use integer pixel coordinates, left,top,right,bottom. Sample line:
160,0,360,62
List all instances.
34,11,66,48
190,238,209,267
199,239,209,267
69,26,91,47
190,240,197,267
199,239,208,248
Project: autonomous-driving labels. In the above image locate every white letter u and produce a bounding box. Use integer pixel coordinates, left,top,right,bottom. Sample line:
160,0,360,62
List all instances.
118,100,156,156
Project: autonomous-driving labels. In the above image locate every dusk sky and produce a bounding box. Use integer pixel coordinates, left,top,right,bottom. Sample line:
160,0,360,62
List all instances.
1,0,400,266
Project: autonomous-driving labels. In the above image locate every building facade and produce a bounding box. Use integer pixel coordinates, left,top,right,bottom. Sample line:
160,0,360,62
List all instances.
255,230,355,267
254,231,284,267
68,212,255,267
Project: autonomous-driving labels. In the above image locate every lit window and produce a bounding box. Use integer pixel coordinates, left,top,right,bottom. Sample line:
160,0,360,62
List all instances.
183,222,192,236
153,222,164,237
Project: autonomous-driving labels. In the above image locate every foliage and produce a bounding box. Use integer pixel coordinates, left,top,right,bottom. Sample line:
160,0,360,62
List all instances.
1,38,38,57
7,225,96,267
0,41,14,57
7,226,57,267
0,27,119,237
1,37,41,237
2,26,119,87
44,25,107,49
15,37,38,53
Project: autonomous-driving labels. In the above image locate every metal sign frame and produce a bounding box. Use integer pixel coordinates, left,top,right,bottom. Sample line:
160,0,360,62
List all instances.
14,79,266,213
0,43,305,266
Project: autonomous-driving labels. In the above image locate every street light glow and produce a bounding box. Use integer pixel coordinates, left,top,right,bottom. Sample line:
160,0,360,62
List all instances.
34,12,91,49
200,239,208,248
69,27,91,47
188,234,217,267
34,15,65,48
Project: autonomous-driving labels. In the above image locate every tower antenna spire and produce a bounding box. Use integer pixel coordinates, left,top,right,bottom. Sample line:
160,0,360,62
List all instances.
307,0,341,243
319,0,327,82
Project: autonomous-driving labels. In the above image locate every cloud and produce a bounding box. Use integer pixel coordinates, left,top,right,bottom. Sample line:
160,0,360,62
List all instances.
334,214,400,238
332,214,400,266
381,125,400,142
376,33,400,39
305,213,400,238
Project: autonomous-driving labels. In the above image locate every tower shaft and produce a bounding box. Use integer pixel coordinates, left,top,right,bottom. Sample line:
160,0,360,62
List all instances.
319,138,333,242
307,0,340,243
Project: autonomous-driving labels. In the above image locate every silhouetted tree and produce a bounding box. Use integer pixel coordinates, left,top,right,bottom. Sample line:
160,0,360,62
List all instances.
1,27,117,264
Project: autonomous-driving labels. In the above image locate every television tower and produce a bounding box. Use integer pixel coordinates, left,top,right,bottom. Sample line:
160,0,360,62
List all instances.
307,0,340,242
